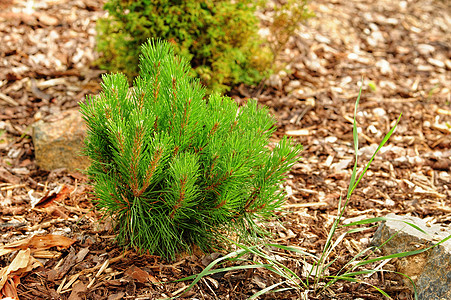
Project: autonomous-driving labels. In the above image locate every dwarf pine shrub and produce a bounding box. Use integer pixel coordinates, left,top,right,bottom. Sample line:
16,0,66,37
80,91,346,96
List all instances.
80,40,302,260
96,0,274,93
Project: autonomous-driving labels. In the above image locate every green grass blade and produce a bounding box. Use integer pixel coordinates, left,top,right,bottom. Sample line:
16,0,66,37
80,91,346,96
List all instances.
314,195,344,285
174,248,249,296
266,244,319,260
342,217,388,227
355,234,451,267
248,281,289,300
348,114,401,197
347,85,362,198
346,225,378,233
322,275,391,298
336,247,375,275
174,263,272,282
343,217,428,235
228,241,307,289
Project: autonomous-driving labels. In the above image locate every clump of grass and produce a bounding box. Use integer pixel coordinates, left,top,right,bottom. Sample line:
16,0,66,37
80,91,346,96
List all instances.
171,87,451,299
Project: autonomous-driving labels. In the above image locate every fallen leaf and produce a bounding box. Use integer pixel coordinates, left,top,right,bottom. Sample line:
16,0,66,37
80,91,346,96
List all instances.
29,185,70,208
0,234,76,257
1,278,18,299
68,281,87,300
124,265,152,284
0,249,42,292
75,247,90,263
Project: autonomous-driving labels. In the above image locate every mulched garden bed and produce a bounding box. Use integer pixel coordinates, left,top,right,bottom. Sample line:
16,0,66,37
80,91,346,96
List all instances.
0,0,449,299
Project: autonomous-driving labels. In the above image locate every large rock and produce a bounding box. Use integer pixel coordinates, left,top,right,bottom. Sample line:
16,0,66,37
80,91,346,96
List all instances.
371,213,451,300
32,109,89,172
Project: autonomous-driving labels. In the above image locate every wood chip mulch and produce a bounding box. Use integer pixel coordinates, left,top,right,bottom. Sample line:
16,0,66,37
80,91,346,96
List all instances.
0,0,449,299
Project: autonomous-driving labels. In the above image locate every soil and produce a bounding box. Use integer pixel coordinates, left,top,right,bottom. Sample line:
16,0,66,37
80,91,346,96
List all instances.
0,0,450,299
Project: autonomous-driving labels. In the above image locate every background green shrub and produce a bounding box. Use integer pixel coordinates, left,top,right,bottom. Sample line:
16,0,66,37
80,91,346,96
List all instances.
96,0,274,93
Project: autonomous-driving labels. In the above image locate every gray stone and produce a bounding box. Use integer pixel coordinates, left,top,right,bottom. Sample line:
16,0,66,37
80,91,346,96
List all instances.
371,213,451,300
32,109,89,172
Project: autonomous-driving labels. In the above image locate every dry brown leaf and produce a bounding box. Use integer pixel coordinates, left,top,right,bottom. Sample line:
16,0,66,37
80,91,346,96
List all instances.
0,234,76,257
29,184,71,208
124,265,153,284
68,281,87,300
0,256,42,297
1,278,19,299
0,249,42,291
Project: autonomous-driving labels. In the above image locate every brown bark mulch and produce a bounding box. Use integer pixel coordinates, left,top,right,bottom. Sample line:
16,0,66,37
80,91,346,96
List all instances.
0,0,450,299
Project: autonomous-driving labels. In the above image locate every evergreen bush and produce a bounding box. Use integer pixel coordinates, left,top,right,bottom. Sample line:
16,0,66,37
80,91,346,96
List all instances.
80,40,302,260
96,0,273,93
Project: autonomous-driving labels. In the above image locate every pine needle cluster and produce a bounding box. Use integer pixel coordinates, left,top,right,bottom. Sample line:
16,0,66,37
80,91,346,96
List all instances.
80,40,302,260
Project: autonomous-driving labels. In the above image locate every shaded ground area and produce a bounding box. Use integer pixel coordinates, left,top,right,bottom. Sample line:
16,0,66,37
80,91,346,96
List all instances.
0,0,450,299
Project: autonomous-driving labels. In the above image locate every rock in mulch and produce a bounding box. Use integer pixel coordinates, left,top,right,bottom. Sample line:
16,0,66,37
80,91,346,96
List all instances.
32,109,89,172
371,213,451,300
